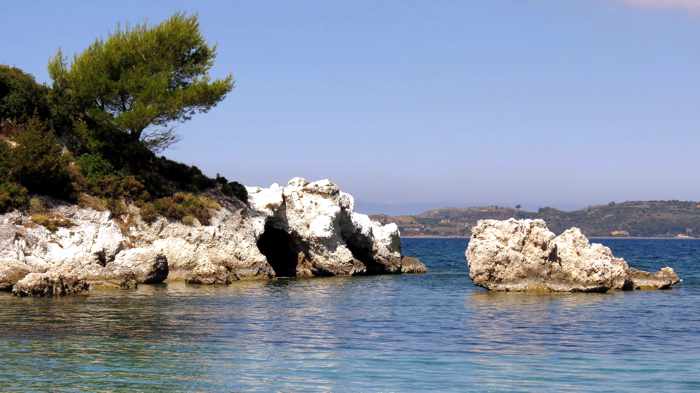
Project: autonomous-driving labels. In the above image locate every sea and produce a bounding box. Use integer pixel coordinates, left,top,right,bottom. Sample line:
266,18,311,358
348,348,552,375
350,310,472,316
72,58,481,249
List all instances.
0,238,698,392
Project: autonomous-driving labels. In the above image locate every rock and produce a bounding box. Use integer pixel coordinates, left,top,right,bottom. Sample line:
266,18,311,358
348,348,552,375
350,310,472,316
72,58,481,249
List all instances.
13,271,89,297
400,256,428,274
0,178,425,296
143,255,169,284
628,267,680,290
251,178,426,277
0,260,30,291
466,219,680,292
185,262,231,285
112,248,169,284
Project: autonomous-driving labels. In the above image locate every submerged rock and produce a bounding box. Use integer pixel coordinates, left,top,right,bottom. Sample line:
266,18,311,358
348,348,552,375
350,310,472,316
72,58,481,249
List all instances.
466,219,680,292
13,271,89,297
400,256,428,274
0,178,425,296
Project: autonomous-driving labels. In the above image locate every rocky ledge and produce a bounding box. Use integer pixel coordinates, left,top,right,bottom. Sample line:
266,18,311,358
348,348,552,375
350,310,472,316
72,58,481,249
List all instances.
466,219,680,292
0,178,426,296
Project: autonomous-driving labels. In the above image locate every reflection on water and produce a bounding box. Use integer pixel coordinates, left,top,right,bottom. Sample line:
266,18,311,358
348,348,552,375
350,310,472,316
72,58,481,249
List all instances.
0,239,699,392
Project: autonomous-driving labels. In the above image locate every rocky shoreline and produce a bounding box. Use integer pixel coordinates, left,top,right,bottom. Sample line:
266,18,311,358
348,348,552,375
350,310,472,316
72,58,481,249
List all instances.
0,178,426,296
466,219,680,292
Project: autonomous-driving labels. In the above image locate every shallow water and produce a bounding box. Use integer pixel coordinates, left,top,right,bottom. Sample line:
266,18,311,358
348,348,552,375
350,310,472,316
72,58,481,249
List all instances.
0,238,699,392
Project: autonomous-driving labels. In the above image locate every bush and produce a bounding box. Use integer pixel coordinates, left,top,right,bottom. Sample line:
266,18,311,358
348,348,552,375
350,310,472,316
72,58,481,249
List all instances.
139,202,158,224
143,157,217,197
0,65,49,123
76,153,115,183
152,192,220,225
9,119,74,200
222,181,248,203
30,213,74,232
78,193,107,211
29,197,46,214
0,182,29,213
0,141,10,180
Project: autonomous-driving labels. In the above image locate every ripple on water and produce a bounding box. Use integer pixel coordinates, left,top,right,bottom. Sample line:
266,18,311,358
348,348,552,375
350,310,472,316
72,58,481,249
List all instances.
0,238,699,392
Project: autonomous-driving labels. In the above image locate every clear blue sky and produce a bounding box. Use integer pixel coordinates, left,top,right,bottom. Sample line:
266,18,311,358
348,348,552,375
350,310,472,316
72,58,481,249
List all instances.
2,0,700,214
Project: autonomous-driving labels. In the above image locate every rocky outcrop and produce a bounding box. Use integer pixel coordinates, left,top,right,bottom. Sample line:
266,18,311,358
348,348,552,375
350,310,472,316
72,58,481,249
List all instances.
13,271,89,297
0,178,425,296
248,178,414,277
466,219,680,292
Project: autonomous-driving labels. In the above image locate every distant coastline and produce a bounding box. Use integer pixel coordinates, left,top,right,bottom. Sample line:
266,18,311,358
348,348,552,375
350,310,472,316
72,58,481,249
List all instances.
403,235,700,240
374,200,700,239
590,236,700,240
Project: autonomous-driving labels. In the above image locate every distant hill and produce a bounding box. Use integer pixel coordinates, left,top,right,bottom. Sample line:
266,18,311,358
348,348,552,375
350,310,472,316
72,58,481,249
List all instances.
371,201,700,238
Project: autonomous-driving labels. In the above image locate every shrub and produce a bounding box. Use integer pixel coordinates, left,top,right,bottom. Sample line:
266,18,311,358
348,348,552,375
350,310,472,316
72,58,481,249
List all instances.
181,215,197,226
0,141,10,180
0,65,49,123
152,192,220,225
216,174,248,203
0,182,29,213
144,157,217,197
9,119,74,200
222,181,248,203
78,193,107,211
76,153,115,183
29,197,46,214
139,202,158,224
93,175,147,201
105,198,128,218
30,213,74,233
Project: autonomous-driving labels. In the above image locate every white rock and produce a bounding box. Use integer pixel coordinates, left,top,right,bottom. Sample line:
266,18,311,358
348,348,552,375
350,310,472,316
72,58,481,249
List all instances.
466,219,680,292
0,178,425,296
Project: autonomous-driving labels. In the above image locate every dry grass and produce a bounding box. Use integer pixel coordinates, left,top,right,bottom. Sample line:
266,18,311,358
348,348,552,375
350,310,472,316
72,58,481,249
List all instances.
31,213,74,233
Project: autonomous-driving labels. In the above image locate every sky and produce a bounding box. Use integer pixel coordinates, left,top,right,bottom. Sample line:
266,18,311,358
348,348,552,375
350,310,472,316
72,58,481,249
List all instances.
2,0,700,215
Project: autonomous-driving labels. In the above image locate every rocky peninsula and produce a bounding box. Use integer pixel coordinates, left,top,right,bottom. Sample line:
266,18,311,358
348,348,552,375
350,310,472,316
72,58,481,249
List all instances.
466,218,680,292
0,178,426,296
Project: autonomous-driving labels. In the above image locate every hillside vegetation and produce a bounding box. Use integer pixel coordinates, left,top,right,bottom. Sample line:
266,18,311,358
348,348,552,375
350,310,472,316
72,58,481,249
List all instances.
372,201,700,238
0,13,246,227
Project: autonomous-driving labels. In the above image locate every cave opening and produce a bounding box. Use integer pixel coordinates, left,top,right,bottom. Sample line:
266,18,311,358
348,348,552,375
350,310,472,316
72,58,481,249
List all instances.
256,220,299,277
342,231,383,274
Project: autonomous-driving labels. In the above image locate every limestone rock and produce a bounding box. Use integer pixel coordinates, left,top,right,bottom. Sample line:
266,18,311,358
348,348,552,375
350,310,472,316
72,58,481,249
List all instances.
251,178,426,277
628,267,680,290
13,271,89,297
0,260,30,291
466,219,679,292
112,249,169,284
400,256,428,274
0,177,424,296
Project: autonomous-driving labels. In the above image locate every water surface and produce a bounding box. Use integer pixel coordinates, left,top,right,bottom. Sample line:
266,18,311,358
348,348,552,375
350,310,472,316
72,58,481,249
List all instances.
1,238,699,392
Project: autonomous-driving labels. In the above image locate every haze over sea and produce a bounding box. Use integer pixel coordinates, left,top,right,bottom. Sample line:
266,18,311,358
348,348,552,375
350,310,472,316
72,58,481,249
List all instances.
1,238,697,392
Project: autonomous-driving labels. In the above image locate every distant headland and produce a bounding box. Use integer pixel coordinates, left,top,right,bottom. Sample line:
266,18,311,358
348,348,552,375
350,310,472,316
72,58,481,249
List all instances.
372,200,700,238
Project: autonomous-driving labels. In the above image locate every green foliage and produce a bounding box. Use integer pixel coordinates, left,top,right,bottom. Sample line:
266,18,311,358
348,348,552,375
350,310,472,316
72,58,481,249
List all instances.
140,156,217,197
48,13,233,152
95,175,146,201
0,142,10,179
76,153,115,183
0,182,29,213
216,174,248,203
152,192,220,225
8,119,74,200
0,65,49,124
0,14,244,224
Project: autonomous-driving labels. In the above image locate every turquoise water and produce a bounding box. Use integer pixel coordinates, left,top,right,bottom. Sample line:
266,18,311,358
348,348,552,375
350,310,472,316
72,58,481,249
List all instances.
1,238,699,392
